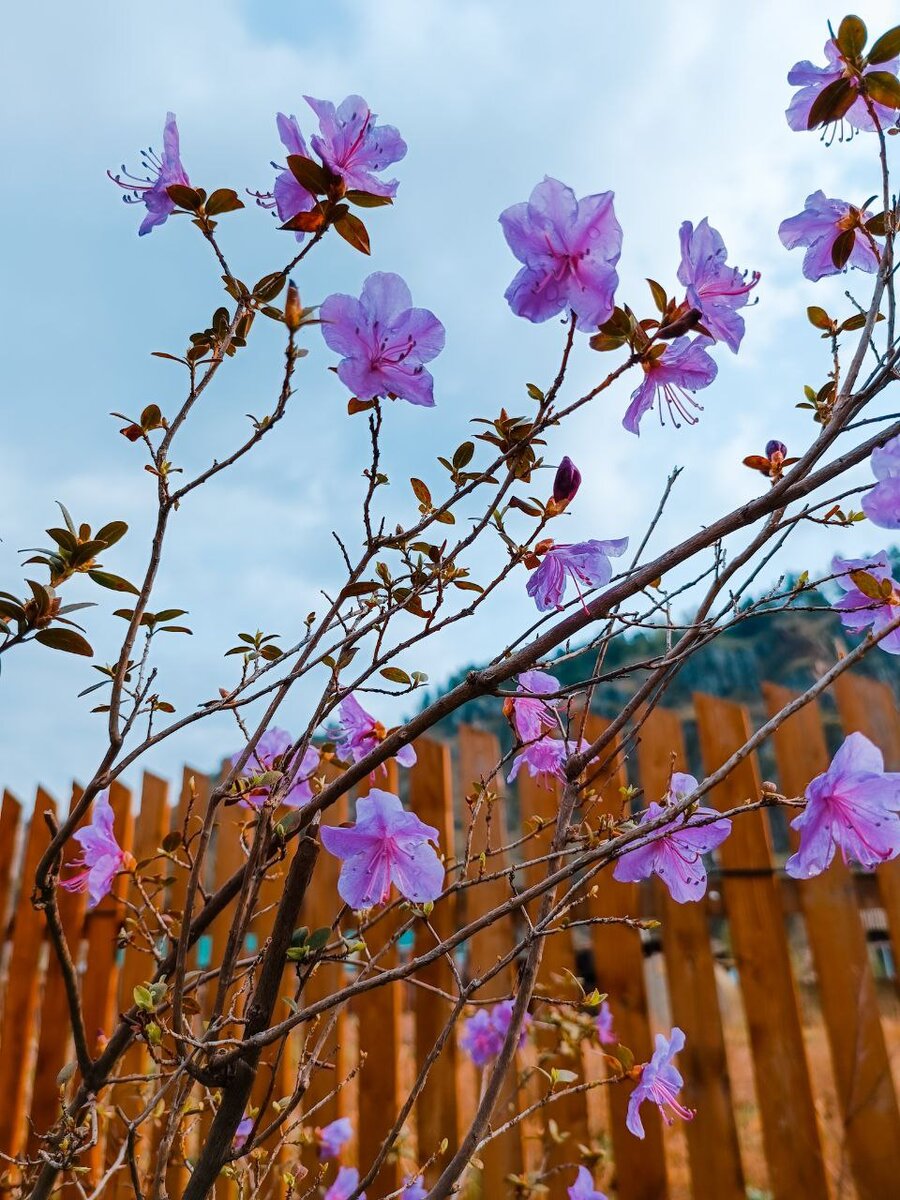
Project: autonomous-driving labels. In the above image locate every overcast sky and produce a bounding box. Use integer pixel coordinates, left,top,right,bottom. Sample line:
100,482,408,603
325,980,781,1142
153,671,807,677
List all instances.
1,0,896,801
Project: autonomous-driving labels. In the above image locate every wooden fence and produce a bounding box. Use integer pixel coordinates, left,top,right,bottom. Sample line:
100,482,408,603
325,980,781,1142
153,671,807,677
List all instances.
1,673,899,1199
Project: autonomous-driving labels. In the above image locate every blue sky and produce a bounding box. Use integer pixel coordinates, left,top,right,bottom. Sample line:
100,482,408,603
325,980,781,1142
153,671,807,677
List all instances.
1,0,896,800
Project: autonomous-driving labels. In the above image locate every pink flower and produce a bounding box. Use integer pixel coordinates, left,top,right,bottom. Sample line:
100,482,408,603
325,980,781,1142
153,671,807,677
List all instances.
568,1166,608,1199
500,177,623,330
862,435,900,530
229,728,319,808
526,539,628,612
596,1000,617,1046
316,1117,352,1161
320,789,443,910
786,732,900,878
61,792,133,909
613,774,732,903
334,694,417,772
233,1116,254,1151
623,337,717,435
779,192,881,282
786,39,899,133
506,669,560,742
831,552,900,655
677,219,759,353
626,1027,694,1139
324,1166,365,1200
508,736,586,788
109,113,190,236
461,1000,531,1066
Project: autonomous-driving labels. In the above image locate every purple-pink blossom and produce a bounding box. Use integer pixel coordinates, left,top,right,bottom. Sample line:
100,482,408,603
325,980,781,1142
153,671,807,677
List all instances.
626,1027,694,1139
506,669,560,742
460,1000,531,1066
568,1166,608,1200
109,113,190,236
862,436,900,530
508,735,586,788
500,177,623,331
677,219,759,353
316,1117,352,1161
612,774,731,903
233,1116,254,1151
526,539,628,612
306,95,406,197
229,728,319,808
334,694,417,772
832,552,900,654
321,273,445,409
778,192,881,282
596,1000,617,1046
320,789,443,910
61,792,133,909
623,338,717,435
786,732,900,878
324,1166,365,1200
786,39,899,133
253,113,318,242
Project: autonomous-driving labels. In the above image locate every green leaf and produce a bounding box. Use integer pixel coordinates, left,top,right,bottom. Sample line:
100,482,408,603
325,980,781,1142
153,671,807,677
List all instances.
306,927,331,952
253,272,287,302
849,569,884,599
166,184,203,211
837,14,867,57
831,228,856,270
868,25,900,63
333,211,371,255
95,520,128,548
35,627,93,656
806,305,833,330
286,154,330,195
864,70,900,108
88,570,140,595
526,383,545,401
381,666,411,685
646,277,668,313
452,441,475,470
133,984,155,1011
205,188,245,215
410,477,432,507
57,501,77,536
807,76,856,127
345,190,393,208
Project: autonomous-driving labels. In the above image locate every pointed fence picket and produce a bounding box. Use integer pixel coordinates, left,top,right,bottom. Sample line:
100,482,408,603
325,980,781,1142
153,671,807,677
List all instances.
0,676,899,1199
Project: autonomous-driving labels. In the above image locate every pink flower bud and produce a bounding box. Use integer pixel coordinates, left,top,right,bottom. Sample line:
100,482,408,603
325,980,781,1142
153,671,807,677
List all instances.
553,456,582,506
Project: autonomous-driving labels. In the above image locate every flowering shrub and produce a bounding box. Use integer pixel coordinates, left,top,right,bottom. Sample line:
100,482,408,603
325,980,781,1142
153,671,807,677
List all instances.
5,11,900,1200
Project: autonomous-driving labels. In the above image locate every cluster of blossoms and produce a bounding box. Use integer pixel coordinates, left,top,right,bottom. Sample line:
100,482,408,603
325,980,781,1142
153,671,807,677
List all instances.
460,999,532,1066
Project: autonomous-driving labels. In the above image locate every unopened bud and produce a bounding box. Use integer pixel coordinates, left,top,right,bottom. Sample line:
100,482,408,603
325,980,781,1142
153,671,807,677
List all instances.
284,279,302,331
552,456,582,506
765,439,787,460
658,306,702,339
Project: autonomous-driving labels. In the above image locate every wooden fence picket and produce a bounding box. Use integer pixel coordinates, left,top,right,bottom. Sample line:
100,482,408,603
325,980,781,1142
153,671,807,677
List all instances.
409,737,462,1183
109,772,170,1197
693,693,828,1200
636,705,745,1200
0,788,56,1171
0,789,22,1016
27,787,91,1156
833,672,900,977
763,682,900,1200
582,717,668,1200
518,767,592,1195
456,724,528,1195
353,762,406,1194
